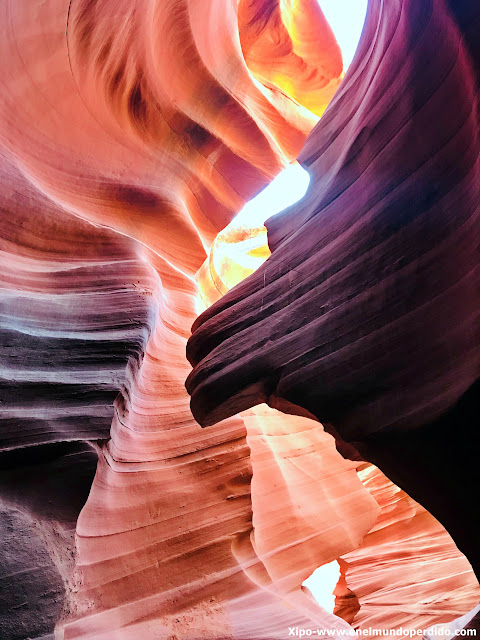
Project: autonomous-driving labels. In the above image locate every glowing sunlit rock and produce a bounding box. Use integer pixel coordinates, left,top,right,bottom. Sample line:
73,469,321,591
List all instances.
187,0,480,633
0,1,364,639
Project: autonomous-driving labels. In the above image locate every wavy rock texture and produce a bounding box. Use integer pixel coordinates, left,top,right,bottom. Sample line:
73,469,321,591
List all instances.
2,0,479,638
187,0,480,438
187,0,480,630
0,1,382,638
339,465,480,634
197,186,480,635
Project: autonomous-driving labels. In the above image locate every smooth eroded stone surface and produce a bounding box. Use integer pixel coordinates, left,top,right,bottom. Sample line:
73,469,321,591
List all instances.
191,162,480,633
339,465,480,634
1,1,376,638
2,0,478,636
186,0,480,632
187,0,480,441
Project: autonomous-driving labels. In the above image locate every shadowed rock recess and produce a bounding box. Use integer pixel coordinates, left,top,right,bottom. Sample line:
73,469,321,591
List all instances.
1,0,479,638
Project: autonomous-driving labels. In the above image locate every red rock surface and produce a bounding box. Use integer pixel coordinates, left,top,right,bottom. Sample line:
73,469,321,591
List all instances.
1,0,479,638
187,0,480,440
195,191,480,635
187,0,480,633
339,465,480,635
0,1,369,638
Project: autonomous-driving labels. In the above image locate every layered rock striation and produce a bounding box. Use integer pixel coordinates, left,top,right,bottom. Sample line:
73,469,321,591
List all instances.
0,1,374,638
187,0,480,630
1,0,479,637
187,0,480,440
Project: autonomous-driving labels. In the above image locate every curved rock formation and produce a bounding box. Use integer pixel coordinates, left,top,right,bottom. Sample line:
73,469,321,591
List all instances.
338,464,480,632
193,177,480,634
1,1,377,638
1,0,479,637
187,0,480,628
187,0,480,440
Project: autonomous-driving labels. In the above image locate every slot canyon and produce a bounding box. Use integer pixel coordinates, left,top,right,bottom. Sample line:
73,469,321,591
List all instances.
0,0,479,639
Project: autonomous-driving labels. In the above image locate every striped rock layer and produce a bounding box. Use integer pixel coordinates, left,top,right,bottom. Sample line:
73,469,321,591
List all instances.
1,0,479,638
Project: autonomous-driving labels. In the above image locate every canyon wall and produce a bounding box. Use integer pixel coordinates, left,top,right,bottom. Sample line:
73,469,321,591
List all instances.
1,0,479,638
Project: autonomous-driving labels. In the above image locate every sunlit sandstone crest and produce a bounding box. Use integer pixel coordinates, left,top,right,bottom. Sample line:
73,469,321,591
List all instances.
0,0,479,639
187,0,480,633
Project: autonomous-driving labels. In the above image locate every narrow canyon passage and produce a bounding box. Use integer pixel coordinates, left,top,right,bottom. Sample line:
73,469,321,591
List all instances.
0,0,479,639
